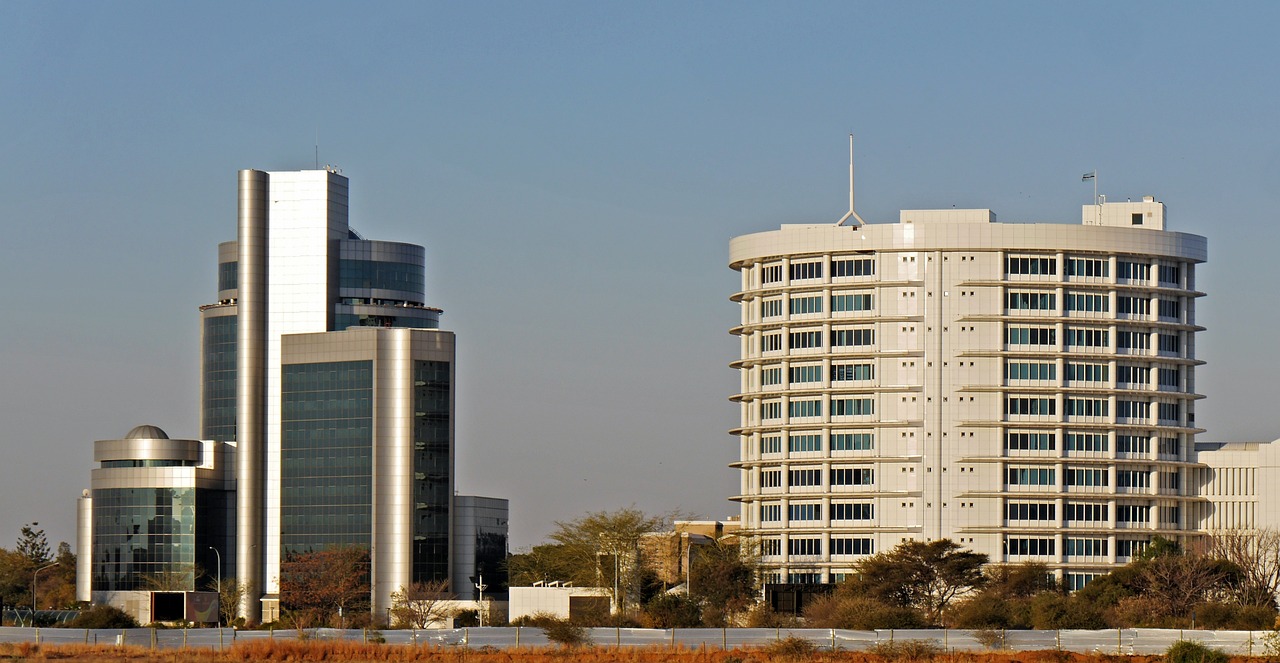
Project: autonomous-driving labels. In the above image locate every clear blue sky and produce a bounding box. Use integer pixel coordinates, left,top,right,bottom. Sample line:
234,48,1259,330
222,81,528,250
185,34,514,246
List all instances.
3,2,1279,550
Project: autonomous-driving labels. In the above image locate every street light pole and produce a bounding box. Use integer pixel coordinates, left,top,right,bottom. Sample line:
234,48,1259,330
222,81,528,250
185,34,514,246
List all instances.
209,546,222,628
32,562,58,614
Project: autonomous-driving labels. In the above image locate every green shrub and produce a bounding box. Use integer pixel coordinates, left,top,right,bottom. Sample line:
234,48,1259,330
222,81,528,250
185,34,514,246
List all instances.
1166,640,1228,663
870,639,942,661
540,617,590,647
762,635,817,659
973,628,1007,650
62,605,139,629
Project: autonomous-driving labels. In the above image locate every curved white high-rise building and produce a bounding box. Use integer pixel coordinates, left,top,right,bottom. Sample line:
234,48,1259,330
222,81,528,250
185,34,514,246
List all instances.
729,198,1206,588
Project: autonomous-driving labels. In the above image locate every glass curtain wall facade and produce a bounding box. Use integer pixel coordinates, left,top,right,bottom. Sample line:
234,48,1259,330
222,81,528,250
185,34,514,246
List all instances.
280,361,374,554
413,360,450,584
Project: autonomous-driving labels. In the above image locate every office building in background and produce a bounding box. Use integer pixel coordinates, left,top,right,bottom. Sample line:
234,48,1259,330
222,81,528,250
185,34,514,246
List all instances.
729,191,1207,588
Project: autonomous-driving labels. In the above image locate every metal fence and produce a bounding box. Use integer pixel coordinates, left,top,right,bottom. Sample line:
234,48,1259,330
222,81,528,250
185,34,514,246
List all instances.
0,626,1272,654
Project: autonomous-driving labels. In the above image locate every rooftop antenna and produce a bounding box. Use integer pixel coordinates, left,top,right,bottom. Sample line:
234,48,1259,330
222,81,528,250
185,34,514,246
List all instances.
836,133,866,227
315,126,320,170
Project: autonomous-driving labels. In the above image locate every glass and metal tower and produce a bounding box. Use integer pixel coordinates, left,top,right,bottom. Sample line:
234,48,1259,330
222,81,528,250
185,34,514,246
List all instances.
199,169,454,622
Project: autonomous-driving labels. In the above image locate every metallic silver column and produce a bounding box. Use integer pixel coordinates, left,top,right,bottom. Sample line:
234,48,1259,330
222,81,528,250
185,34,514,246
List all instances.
76,492,92,603
236,169,268,623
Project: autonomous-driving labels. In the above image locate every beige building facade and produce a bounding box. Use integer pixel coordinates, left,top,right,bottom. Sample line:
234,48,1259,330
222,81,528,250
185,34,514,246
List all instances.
729,198,1207,588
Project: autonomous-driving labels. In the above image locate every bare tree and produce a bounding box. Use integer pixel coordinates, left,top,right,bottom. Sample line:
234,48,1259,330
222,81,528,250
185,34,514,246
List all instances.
1207,529,1280,607
389,579,454,628
206,577,247,626
1140,551,1232,618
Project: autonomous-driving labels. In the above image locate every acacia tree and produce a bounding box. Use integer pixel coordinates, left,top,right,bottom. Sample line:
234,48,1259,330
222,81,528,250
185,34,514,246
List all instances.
688,539,757,625
279,546,370,626
389,579,453,628
849,539,987,623
512,507,668,613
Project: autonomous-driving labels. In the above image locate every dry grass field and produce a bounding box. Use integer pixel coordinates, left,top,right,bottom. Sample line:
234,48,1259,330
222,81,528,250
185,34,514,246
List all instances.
0,641,1246,663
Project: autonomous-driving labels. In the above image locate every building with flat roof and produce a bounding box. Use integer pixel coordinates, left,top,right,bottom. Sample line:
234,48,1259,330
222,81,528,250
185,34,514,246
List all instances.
76,425,233,623
729,191,1206,588
200,169,455,621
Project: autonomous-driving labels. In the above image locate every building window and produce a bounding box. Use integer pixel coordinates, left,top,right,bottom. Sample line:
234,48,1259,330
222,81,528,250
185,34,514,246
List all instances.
1064,502,1108,522
831,397,875,416
789,365,822,384
1065,293,1108,313
1066,328,1109,348
1116,400,1151,420
1007,467,1055,486
831,467,874,486
789,399,822,418
1065,468,1108,487
1117,504,1150,524
1066,398,1108,417
761,367,782,386
1007,291,1056,311
790,330,823,349
761,401,782,420
789,503,822,521
1117,365,1150,386
1159,402,1181,422
788,538,821,556
762,265,783,284
1007,501,1055,521
832,258,875,277
832,432,874,451
1117,330,1151,351
831,363,875,381
1158,299,1181,320
1065,538,1108,557
1066,573,1102,591
760,538,782,556
790,261,823,281
761,435,782,454
1066,433,1107,452
832,328,875,347
1005,537,1055,556
1006,432,1055,451
1116,470,1150,488
1067,258,1108,278
788,469,822,487
1158,367,1180,388
832,293,873,312
1159,264,1181,285
831,538,875,555
788,434,822,453
1118,433,1150,453
762,333,783,352
1006,326,1056,346
1006,397,1056,416
761,504,782,522
790,296,823,315
1159,333,1181,354
1117,296,1152,316
1066,362,1108,383
1117,539,1150,558
1006,256,1057,276
1117,260,1151,281
762,299,783,318
1007,362,1056,381
831,502,874,521
760,470,782,488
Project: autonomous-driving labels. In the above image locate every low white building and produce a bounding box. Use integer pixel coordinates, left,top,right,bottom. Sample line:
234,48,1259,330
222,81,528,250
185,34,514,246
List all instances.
508,585,611,623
